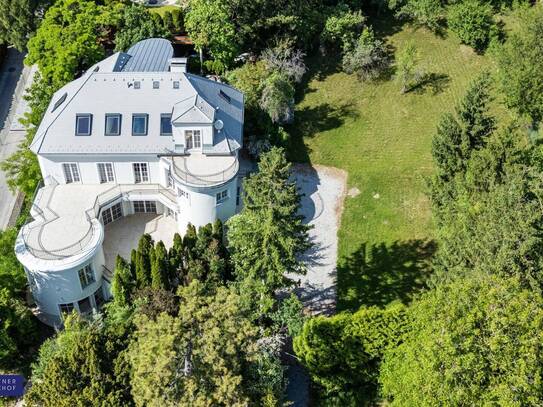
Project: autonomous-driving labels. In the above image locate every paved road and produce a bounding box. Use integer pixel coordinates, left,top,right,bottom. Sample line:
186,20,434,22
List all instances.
0,48,33,230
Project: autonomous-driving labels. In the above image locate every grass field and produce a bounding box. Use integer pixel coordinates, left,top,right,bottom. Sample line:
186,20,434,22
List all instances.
288,17,494,311
147,4,180,17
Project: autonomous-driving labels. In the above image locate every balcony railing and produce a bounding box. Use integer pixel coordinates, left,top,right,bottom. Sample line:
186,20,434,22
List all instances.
171,156,239,186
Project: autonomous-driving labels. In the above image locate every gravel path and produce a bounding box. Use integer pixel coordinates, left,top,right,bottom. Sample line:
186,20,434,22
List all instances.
291,164,347,315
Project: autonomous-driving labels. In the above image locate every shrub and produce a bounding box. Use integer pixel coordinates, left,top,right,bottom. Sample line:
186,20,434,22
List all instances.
342,28,389,81
321,4,365,52
448,0,495,52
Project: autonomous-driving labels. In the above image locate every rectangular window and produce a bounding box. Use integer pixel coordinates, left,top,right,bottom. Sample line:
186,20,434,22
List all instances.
75,114,92,136
133,201,157,213
185,130,201,150
94,287,105,309
97,163,115,183
102,202,122,225
236,186,241,206
216,189,228,204
132,114,148,136
59,302,74,316
78,264,95,289
133,163,149,183
62,163,80,184
105,114,121,136
78,296,92,314
160,114,172,136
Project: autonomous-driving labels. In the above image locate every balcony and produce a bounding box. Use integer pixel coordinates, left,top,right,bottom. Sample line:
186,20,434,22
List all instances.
168,154,238,187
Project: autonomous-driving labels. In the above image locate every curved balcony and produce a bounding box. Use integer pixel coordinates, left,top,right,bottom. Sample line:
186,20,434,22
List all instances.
169,154,238,187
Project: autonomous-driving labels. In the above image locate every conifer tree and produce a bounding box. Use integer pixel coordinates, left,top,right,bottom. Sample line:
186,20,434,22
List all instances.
111,255,133,306
227,147,312,297
134,234,154,288
151,241,170,290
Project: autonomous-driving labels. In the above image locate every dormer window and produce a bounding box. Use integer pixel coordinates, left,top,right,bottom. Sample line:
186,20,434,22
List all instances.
75,114,92,136
132,114,148,136
105,114,121,136
160,114,172,136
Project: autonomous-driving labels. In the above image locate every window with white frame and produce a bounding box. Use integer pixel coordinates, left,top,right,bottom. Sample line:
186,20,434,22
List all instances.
97,163,115,183
78,264,95,289
133,163,149,183
62,163,80,184
101,202,122,225
177,187,189,199
216,189,228,204
59,302,74,316
132,114,148,136
185,130,201,150
133,200,157,213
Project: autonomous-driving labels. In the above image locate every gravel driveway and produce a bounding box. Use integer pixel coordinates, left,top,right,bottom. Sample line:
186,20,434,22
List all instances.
291,164,347,315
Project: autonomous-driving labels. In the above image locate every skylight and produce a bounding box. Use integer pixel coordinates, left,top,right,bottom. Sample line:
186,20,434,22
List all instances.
75,114,92,136
52,93,68,112
219,89,231,103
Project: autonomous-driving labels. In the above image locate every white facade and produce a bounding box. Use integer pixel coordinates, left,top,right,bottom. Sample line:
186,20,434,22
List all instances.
15,39,245,327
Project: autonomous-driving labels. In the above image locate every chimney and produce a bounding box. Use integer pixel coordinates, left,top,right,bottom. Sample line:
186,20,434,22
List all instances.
170,57,188,73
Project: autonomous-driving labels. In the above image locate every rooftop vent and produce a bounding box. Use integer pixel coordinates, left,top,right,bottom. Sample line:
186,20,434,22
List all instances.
169,57,187,73
213,119,224,131
173,81,180,89
153,81,160,89
134,81,141,89
52,92,68,112
219,89,231,103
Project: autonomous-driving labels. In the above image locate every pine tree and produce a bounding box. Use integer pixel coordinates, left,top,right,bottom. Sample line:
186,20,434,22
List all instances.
227,147,312,297
168,233,184,284
151,241,170,290
183,224,198,259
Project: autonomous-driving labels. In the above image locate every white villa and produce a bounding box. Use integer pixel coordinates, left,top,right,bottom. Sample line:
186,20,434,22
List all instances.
14,39,246,327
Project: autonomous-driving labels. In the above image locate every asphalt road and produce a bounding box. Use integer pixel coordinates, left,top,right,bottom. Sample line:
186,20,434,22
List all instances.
0,48,32,230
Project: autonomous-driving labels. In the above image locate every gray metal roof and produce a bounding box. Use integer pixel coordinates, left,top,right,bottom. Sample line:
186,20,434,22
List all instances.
118,38,173,72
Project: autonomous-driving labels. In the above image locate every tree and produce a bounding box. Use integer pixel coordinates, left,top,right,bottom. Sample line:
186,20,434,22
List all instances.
227,147,312,299
111,255,134,306
260,72,295,124
134,234,153,289
261,40,307,84
128,282,279,406
294,302,408,404
25,315,131,406
114,4,169,52
495,6,543,129
448,0,495,52
390,0,444,32
342,28,389,81
395,41,424,94
320,4,365,52
0,0,37,51
380,275,543,406
185,0,239,72
430,72,494,182
150,241,170,290
25,0,111,89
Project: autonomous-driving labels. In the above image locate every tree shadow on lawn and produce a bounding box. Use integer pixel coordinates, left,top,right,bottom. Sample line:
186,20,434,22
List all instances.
286,102,359,163
410,72,450,95
337,239,436,312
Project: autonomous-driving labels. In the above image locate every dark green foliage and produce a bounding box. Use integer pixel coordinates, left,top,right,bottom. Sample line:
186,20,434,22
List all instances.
227,147,312,298
134,234,153,288
150,241,170,290
380,275,543,406
342,28,389,81
0,0,38,50
272,293,305,337
171,8,184,33
114,4,169,52
431,72,494,183
389,0,444,32
133,287,178,320
111,255,134,307
321,4,366,52
25,315,134,407
448,1,496,52
495,6,543,128
294,302,408,404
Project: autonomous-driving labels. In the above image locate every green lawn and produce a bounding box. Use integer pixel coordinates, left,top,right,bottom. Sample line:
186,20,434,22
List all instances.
147,5,180,17
289,19,493,311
